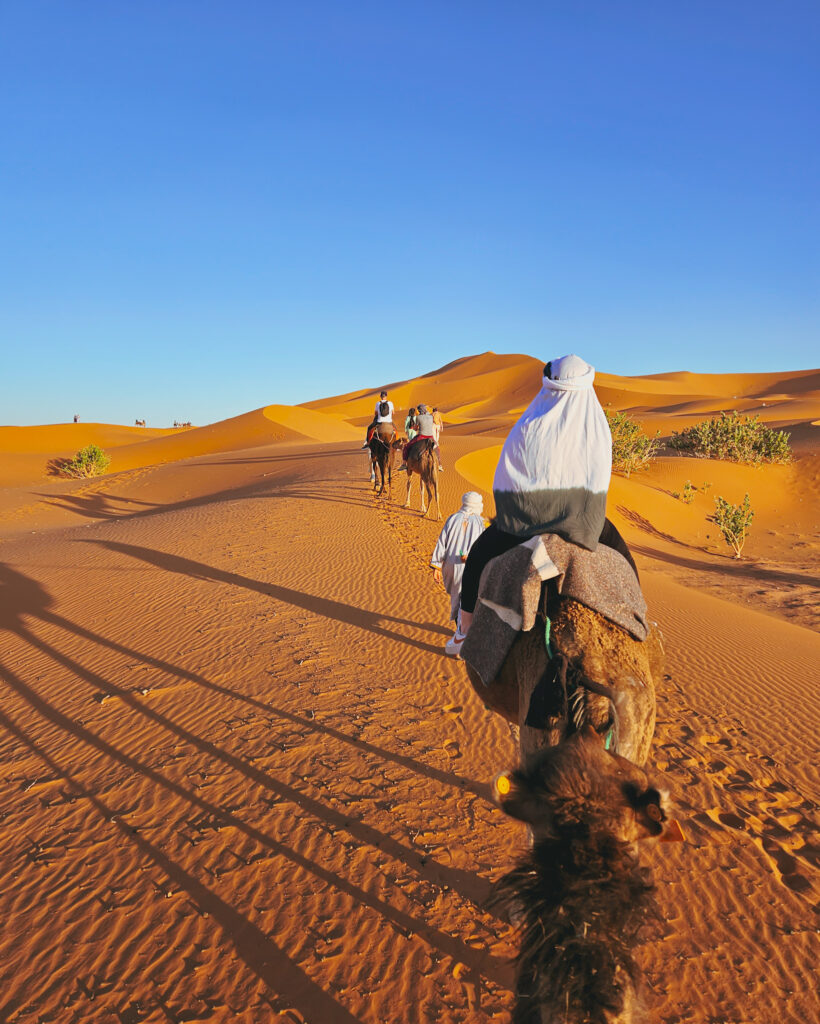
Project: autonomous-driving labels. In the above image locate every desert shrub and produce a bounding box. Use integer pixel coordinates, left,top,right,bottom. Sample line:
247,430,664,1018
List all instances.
669,412,791,464
606,410,660,477
61,444,111,478
672,480,695,504
712,493,754,558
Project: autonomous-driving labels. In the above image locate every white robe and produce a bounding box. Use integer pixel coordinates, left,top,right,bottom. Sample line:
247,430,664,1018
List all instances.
493,360,611,549
430,511,486,620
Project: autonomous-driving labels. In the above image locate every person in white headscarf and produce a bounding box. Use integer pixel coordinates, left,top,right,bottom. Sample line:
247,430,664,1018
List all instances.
430,492,486,630
445,355,628,658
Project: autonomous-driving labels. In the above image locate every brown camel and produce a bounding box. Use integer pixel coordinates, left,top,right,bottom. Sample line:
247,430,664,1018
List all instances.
462,558,670,1023
403,437,441,519
368,423,398,498
465,596,661,769
493,727,674,1024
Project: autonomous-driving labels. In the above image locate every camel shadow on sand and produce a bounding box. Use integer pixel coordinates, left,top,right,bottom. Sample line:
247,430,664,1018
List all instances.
0,562,508,1020
81,539,450,653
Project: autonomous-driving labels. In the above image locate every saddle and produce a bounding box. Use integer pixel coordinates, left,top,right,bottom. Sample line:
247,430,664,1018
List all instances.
403,436,434,461
461,533,661,765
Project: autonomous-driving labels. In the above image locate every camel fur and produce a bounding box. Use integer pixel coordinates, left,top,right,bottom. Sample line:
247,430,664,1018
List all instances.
494,728,670,1024
466,597,661,769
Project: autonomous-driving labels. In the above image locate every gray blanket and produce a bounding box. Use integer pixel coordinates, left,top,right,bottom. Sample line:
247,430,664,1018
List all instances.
461,533,648,688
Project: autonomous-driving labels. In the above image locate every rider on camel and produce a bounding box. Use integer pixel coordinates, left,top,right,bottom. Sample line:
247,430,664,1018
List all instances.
361,391,396,448
398,404,440,471
444,354,627,657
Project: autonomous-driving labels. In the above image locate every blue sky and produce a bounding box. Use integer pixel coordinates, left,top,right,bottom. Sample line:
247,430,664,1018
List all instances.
1,1,817,426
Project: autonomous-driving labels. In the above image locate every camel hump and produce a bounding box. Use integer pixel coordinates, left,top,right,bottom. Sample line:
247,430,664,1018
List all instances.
550,598,660,765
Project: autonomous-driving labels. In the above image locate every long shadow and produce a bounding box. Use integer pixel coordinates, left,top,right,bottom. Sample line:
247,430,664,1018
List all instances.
0,564,468,790
0,564,490,887
35,490,162,521
631,543,820,589
0,656,505,978
16,624,491,905
194,449,360,466
0,703,361,1023
34,456,377,524
80,540,446,656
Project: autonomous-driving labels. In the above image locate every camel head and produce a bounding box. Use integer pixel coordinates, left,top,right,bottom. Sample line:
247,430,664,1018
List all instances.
494,726,675,846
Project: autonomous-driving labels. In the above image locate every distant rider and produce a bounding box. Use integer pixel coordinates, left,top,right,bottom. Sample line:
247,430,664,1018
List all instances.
362,391,396,448
399,404,436,470
431,407,445,472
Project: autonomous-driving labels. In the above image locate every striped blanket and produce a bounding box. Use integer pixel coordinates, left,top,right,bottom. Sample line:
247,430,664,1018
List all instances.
461,533,648,688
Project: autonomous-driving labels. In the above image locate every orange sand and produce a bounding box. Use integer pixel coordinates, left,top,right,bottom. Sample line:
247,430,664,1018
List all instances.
0,355,818,1023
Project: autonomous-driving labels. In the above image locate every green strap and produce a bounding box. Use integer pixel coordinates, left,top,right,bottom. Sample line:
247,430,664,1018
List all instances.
544,615,553,659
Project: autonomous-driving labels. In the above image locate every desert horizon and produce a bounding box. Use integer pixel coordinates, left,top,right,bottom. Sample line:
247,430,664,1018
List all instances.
1,350,818,1023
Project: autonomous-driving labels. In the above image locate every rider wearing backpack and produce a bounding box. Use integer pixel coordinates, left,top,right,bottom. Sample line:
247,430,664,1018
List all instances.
362,391,396,447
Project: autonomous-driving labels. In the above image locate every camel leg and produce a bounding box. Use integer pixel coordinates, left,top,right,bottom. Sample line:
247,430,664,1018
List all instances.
404,470,413,508
420,478,427,515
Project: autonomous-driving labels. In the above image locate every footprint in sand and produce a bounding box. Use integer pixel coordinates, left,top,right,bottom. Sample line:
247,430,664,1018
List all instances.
442,738,462,759
442,703,463,720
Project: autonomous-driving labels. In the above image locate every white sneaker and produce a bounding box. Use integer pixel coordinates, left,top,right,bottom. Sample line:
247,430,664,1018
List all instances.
438,465,444,472
360,442,370,449
444,632,466,658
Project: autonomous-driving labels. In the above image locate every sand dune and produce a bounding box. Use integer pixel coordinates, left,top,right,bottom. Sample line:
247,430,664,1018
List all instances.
0,405,361,488
0,353,818,1023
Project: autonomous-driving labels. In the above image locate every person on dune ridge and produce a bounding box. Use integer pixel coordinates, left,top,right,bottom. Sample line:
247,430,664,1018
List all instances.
430,492,486,634
445,354,619,658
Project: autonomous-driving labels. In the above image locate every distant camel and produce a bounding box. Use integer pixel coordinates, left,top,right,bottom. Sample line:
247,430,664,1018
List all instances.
403,438,441,519
135,419,146,427
368,423,399,498
493,727,672,1024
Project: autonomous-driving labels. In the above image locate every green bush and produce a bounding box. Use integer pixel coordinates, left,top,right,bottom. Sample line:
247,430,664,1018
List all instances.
62,444,111,478
606,410,661,477
712,493,754,558
672,480,695,504
669,411,791,464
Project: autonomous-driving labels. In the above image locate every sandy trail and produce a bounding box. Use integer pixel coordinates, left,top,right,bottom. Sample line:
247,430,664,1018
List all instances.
0,435,818,1023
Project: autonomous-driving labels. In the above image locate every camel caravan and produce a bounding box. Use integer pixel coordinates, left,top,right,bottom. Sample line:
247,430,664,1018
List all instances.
362,358,683,1023
363,392,441,517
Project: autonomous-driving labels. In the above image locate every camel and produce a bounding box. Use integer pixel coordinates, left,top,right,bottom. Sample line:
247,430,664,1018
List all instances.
403,437,441,519
465,595,661,769
368,423,399,498
494,727,672,1024
465,578,669,1023
135,419,146,427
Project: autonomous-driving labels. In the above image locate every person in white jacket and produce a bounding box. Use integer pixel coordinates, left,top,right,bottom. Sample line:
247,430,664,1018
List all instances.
430,492,486,638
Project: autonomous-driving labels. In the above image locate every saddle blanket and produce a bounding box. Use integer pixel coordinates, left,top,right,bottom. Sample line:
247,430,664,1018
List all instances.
403,434,433,460
461,533,648,688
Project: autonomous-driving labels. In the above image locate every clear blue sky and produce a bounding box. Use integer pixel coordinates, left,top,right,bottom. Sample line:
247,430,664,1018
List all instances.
1,1,817,426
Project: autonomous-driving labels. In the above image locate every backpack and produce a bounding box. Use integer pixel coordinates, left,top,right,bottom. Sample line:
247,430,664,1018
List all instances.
378,400,390,418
